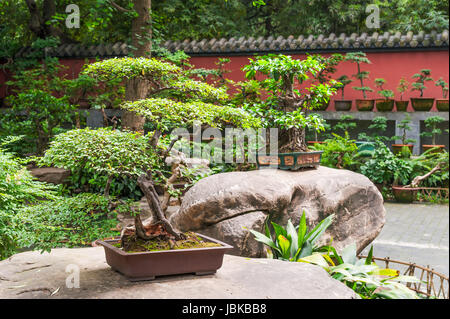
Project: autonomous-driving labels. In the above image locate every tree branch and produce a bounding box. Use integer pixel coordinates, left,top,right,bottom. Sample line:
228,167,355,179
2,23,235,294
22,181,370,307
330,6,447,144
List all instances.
109,0,132,13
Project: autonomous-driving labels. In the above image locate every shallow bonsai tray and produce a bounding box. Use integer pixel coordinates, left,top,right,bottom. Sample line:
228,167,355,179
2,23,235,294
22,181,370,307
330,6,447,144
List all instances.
256,151,323,170
96,233,233,281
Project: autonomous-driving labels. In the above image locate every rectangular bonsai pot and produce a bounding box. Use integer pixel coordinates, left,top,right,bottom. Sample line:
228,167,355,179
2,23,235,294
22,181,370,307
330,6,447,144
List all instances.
256,151,323,170
96,233,233,281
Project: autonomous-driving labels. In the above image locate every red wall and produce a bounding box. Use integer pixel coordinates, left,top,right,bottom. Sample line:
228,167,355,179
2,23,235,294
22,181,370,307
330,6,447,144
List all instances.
1,50,448,112
189,50,449,112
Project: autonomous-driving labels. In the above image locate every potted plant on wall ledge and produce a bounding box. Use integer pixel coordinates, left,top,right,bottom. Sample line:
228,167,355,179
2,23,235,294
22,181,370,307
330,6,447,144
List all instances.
243,54,336,170
334,75,353,111
345,52,374,111
49,57,262,281
395,77,409,112
391,113,416,157
411,69,434,111
307,115,331,147
435,78,449,112
374,78,395,112
421,116,446,153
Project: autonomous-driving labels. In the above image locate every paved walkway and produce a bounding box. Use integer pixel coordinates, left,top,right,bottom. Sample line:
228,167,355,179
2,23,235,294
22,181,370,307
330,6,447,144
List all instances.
361,203,449,277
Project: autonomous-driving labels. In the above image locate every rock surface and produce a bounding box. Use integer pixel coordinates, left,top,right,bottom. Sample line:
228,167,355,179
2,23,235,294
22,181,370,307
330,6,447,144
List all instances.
0,247,357,299
170,167,386,257
29,167,71,184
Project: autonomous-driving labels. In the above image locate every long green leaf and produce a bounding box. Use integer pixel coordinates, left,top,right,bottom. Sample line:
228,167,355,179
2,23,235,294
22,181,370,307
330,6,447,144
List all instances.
297,211,307,251
271,221,287,238
305,213,334,246
340,242,358,265
248,229,281,254
286,219,298,257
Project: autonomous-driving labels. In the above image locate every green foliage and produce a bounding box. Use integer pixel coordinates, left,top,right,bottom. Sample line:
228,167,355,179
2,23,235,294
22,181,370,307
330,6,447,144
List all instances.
397,77,410,100
0,143,56,260
302,243,424,299
15,193,121,254
420,116,446,145
392,114,416,145
435,78,449,99
411,69,433,97
375,78,394,99
334,75,353,100
360,141,413,186
249,211,335,261
311,133,359,170
345,52,373,99
358,116,389,143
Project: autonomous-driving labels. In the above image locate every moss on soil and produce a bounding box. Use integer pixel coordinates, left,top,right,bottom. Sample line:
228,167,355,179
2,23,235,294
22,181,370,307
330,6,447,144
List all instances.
115,231,221,253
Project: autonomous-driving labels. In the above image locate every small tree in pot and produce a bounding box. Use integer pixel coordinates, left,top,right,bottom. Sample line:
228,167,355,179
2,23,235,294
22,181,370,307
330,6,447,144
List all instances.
374,78,395,112
420,116,446,153
243,54,336,170
334,75,353,111
391,113,416,157
395,77,410,111
411,69,434,111
345,52,374,111
435,78,449,111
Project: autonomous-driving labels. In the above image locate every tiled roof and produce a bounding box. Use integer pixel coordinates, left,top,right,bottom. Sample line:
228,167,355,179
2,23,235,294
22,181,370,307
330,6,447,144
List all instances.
15,30,449,58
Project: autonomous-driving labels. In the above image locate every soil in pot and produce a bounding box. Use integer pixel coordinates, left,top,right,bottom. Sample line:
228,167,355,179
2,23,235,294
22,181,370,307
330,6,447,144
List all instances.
436,99,449,112
392,144,414,156
356,99,375,111
392,186,418,203
375,99,394,112
395,100,409,112
334,100,352,111
422,145,446,153
410,98,435,111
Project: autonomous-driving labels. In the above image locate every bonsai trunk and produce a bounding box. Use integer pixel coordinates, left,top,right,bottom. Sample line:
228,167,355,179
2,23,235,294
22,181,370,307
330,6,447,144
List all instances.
279,127,307,153
123,77,148,133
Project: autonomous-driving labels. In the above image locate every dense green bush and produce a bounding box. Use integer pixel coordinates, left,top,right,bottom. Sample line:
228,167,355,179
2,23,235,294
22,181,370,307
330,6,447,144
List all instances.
310,133,360,170
15,193,121,253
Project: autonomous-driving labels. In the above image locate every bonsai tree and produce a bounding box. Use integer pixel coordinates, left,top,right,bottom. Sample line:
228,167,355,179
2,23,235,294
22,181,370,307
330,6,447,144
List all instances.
392,114,416,157
397,77,409,101
420,116,446,145
435,78,449,99
358,116,389,143
375,78,394,100
335,75,353,100
243,54,336,152
335,115,357,136
314,54,344,85
46,57,261,244
345,52,373,99
411,69,433,97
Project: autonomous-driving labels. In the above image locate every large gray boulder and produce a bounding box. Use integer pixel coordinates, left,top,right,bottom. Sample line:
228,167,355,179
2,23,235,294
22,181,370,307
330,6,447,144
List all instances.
170,167,386,257
0,247,357,299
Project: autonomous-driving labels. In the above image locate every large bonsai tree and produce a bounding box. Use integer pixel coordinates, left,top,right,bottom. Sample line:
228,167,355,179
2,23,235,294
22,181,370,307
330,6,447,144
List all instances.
46,57,260,243
242,54,336,152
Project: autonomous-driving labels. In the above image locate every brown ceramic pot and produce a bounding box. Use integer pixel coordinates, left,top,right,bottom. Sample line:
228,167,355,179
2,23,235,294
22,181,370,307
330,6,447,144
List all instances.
356,99,375,111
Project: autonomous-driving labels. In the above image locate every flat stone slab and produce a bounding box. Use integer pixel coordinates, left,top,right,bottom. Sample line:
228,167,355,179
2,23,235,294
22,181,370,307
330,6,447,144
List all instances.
0,247,357,299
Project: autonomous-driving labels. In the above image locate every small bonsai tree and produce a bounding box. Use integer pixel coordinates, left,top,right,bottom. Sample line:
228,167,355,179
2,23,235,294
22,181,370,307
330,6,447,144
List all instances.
335,115,357,136
420,116,446,145
411,69,433,97
46,57,261,244
358,116,389,142
345,52,373,99
375,78,394,100
243,54,336,152
392,114,416,145
435,78,449,99
314,54,344,84
335,75,353,100
397,77,409,101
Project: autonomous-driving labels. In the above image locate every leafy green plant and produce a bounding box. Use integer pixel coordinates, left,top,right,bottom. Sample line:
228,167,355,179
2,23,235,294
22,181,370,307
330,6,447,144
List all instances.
334,115,357,136
375,78,394,100
411,69,433,97
360,141,413,186
392,113,416,146
334,75,353,100
420,116,446,145
435,78,449,99
300,243,424,299
358,116,389,143
311,133,359,170
243,54,336,152
248,211,335,261
397,77,409,101
345,52,373,99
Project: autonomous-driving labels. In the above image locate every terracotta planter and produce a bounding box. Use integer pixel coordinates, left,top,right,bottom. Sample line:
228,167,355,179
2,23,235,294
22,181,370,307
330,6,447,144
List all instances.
375,99,394,112
355,99,375,111
422,145,446,153
256,151,323,170
395,100,409,112
96,233,232,281
334,100,352,111
392,186,419,203
436,99,449,112
392,144,414,155
307,141,325,146
410,98,435,111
